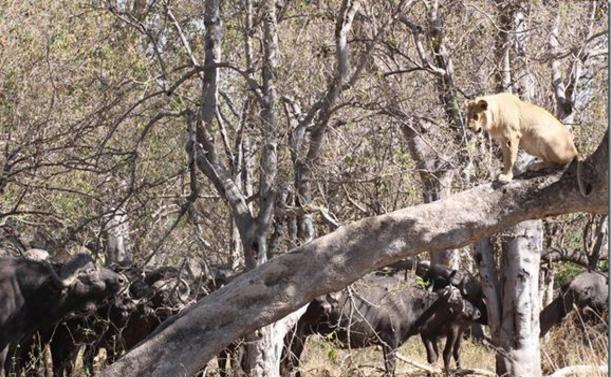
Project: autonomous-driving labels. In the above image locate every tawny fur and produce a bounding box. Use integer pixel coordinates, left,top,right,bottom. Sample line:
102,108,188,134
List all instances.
464,93,579,184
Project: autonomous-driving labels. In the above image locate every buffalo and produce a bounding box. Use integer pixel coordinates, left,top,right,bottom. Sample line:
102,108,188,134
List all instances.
409,261,491,368
540,270,608,337
8,263,222,376
0,253,125,374
282,274,480,377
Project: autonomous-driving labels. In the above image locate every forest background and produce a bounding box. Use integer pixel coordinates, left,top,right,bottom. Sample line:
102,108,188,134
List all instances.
0,0,608,376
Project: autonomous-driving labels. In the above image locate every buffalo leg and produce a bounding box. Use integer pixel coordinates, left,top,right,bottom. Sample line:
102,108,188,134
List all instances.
0,346,7,377
421,334,439,365
443,326,462,372
284,325,309,377
218,349,229,377
452,328,464,370
381,342,397,377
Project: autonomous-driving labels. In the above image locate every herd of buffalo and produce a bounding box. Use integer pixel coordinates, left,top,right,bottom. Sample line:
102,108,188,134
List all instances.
0,250,607,377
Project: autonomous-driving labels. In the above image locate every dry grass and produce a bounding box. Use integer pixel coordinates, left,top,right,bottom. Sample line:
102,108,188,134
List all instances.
541,310,608,377
296,334,496,377
290,314,609,377
16,312,607,377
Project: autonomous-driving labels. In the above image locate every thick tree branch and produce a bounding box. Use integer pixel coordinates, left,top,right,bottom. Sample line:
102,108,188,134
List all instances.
99,131,608,377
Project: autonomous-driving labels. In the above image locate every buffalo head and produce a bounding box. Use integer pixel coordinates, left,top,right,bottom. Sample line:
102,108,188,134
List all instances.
49,254,126,311
442,285,481,322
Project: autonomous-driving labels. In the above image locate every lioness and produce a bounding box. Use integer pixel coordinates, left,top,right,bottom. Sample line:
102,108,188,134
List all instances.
464,93,582,189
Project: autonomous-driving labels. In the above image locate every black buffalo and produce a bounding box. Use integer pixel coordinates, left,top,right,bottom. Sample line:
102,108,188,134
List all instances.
0,253,125,372
40,265,192,376
6,263,231,376
412,262,489,369
416,262,487,323
283,274,480,377
540,270,608,337
34,264,223,376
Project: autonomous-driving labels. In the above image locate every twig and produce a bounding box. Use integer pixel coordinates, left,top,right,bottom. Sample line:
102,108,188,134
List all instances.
395,353,440,373
396,353,497,376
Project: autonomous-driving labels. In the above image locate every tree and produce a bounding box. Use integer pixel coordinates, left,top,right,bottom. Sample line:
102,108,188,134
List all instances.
397,0,463,269
483,2,543,374
473,1,607,374
98,130,608,377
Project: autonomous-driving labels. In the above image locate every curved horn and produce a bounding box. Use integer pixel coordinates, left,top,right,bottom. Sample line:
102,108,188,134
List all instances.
59,254,94,287
43,262,67,289
178,277,192,304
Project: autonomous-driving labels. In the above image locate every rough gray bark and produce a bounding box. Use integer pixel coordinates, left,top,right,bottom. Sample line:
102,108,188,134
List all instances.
98,131,608,377
102,179,132,265
242,0,285,375
494,0,513,92
549,1,604,126
191,0,256,250
539,260,555,309
510,2,536,99
187,1,294,374
487,4,542,375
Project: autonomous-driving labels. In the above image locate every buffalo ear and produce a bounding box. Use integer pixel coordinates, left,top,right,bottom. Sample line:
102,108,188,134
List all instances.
477,99,488,110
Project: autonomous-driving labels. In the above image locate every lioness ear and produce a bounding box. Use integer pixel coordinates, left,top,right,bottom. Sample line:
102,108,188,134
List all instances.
464,99,472,108
477,99,488,110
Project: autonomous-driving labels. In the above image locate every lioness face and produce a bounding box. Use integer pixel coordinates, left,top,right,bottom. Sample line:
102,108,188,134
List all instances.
464,99,490,134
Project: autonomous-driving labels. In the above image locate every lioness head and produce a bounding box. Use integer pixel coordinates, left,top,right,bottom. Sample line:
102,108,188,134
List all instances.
464,98,490,134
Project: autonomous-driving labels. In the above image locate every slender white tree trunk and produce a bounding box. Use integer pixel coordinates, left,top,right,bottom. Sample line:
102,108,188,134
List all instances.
539,261,555,309
242,1,297,375
106,207,131,264
229,221,243,270
474,238,501,340
497,221,542,377
104,180,132,264
245,306,306,377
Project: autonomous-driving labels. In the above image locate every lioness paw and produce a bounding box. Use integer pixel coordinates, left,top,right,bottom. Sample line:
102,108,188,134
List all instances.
497,173,513,184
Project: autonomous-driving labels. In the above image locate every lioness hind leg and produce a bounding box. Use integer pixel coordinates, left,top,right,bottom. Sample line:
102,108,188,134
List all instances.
528,160,558,172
